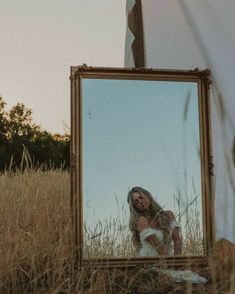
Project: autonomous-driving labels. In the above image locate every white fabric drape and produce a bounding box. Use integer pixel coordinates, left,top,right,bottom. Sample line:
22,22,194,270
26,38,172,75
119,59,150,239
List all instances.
124,0,136,67
125,0,235,243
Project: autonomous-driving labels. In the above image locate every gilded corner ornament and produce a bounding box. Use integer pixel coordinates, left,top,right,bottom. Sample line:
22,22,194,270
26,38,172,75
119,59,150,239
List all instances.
190,68,212,89
77,63,93,71
74,64,93,78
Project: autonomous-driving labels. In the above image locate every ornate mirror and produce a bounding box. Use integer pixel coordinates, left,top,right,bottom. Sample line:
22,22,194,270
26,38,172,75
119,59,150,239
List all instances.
70,66,214,268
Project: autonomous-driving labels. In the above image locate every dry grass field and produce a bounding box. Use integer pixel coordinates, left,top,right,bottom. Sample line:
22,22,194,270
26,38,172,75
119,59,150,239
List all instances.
0,168,71,293
0,168,234,293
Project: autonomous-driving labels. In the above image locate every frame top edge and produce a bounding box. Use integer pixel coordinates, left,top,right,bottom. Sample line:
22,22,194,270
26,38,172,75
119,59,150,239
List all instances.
71,64,211,75
70,65,211,85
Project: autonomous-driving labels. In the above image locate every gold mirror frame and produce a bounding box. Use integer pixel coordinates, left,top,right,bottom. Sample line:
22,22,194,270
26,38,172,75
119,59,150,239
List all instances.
70,65,214,269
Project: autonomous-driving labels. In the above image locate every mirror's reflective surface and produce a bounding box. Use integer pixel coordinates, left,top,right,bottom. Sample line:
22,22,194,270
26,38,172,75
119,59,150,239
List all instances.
82,78,202,258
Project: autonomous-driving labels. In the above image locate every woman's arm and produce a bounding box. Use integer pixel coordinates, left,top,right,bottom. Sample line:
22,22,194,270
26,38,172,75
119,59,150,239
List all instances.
137,216,166,255
166,210,183,255
172,227,182,255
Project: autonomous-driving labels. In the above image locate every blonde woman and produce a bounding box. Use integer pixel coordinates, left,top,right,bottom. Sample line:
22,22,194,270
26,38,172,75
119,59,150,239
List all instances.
127,187,182,257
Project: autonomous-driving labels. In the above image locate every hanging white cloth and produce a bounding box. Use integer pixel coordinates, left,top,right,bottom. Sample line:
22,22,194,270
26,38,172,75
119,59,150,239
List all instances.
124,0,136,67
125,0,235,243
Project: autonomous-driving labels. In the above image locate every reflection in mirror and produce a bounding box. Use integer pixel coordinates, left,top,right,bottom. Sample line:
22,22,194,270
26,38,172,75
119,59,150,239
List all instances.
82,79,202,258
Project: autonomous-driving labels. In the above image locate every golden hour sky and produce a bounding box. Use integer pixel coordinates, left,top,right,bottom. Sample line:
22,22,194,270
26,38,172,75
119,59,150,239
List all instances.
0,0,126,134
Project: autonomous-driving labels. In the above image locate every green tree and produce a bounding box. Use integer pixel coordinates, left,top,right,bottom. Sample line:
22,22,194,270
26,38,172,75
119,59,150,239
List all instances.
0,96,70,171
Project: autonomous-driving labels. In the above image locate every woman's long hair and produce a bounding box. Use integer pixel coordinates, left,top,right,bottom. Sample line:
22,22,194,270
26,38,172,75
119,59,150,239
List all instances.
127,187,171,252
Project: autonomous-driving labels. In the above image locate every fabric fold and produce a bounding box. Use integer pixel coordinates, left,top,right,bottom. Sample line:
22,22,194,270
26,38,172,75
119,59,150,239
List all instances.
124,0,136,67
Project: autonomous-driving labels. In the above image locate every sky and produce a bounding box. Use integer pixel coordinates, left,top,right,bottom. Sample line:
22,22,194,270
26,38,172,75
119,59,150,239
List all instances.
82,78,202,230
0,0,126,134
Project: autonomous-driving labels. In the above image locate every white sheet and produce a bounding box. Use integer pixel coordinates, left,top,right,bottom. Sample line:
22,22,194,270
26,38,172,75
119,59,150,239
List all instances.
124,0,136,67
125,0,235,243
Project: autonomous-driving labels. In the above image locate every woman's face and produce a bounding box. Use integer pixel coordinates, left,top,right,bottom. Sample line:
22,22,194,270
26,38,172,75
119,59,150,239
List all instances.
132,191,151,212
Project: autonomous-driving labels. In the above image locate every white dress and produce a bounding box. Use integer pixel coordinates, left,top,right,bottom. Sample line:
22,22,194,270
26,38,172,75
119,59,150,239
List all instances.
139,220,179,257
138,221,208,284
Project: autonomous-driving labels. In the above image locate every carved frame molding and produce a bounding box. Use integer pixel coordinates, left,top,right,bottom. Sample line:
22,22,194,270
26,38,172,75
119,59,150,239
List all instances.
70,66,214,269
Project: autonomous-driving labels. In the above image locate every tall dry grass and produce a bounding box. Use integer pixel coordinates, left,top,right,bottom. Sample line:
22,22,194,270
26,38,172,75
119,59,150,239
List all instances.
0,168,233,293
0,168,72,293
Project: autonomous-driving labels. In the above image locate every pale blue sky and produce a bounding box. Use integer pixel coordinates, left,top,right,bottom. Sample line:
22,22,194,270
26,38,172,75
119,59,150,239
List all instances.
0,0,126,133
82,78,202,226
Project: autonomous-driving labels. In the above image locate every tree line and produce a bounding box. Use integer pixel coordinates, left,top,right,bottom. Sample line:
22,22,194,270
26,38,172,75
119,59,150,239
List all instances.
0,96,70,171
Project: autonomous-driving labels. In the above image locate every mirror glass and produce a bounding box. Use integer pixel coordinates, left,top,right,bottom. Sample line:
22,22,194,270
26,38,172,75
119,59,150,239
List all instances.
82,78,203,258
